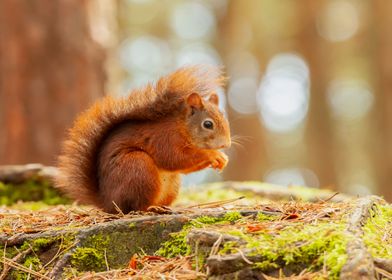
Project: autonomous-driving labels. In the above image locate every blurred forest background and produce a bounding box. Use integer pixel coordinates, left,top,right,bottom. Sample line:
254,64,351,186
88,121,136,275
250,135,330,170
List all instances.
1,0,392,200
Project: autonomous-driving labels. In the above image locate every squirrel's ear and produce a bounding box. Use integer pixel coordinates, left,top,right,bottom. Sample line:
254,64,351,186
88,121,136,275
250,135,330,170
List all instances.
186,93,203,110
208,93,219,106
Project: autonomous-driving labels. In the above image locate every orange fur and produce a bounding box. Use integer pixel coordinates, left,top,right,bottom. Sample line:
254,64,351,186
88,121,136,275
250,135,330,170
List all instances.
55,66,230,213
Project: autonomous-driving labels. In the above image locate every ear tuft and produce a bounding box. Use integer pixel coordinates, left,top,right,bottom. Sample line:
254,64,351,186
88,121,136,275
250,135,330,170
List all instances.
208,93,219,106
187,93,203,109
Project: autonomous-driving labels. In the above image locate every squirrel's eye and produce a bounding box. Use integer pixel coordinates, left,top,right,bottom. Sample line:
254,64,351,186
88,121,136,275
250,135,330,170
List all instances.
202,119,214,130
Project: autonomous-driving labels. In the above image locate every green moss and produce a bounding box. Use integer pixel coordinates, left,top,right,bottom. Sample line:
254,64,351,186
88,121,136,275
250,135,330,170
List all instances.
229,222,348,279
129,222,136,229
363,204,392,259
156,230,191,258
69,234,110,271
10,201,54,211
177,187,256,206
223,211,243,223
157,212,247,259
20,237,56,251
252,260,279,271
0,180,69,206
235,182,337,201
190,216,221,226
11,271,28,280
158,211,348,278
257,212,278,222
10,235,77,278
156,213,237,258
85,234,110,248
61,267,82,279
33,238,54,249
71,247,105,271
9,240,51,279
190,212,244,228
219,241,239,254
23,256,41,270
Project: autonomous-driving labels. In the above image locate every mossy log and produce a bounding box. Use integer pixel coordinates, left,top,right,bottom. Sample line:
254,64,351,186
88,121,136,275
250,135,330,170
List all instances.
0,164,391,279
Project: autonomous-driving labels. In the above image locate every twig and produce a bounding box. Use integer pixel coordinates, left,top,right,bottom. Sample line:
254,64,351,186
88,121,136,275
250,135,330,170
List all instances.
0,256,51,280
376,266,392,279
43,240,76,273
234,248,253,265
104,248,109,271
185,196,245,209
316,192,340,204
112,201,125,217
0,247,32,280
42,238,63,270
209,234,223,257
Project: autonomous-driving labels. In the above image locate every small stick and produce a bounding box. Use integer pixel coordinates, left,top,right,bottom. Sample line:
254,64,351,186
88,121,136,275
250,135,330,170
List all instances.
316,192,340,204
184,196,245,209
0,247,32,280
104,248,110,271
112,201,125,217
0,256,51,280
376,266,392,279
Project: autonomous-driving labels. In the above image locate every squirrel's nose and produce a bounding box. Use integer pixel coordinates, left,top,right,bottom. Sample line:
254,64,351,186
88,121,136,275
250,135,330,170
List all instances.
220,139,231,149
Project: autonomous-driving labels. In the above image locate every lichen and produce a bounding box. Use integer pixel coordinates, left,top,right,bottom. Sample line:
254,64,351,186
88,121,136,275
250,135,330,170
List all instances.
363,203,392,259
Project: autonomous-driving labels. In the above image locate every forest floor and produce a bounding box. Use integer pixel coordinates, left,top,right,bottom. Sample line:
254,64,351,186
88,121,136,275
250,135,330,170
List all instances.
0,164,391,280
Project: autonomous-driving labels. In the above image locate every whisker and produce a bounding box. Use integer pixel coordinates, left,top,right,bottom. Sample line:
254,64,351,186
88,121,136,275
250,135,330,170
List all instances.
230,135,253,145
231,135,254,141
231,142,245,149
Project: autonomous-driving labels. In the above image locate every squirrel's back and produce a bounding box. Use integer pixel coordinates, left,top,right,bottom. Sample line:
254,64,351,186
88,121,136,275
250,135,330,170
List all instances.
55,66,224,206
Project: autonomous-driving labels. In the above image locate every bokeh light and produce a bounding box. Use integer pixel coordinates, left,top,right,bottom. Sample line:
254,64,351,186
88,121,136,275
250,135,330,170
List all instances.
257,53,310,133
176,43,221,67
327,79,374,121
226,51,260,80
118,36,172,74
123,0,160,25
264,167,319,188
228,78,259,115
170,1,216,40
317,0,359,42
182,169,221,187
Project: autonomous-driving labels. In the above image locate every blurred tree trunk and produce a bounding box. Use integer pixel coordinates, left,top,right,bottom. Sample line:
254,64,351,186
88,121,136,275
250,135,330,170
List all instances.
0,0,105,165
297,1,336,188
373,0,392,201
218,0,268,181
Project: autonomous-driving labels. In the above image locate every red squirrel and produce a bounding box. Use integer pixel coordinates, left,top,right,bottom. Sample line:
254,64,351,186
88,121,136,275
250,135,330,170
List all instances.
55,66,231,213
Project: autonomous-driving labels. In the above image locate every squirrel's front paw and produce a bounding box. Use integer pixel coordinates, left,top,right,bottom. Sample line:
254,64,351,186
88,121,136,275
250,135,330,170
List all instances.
210,151,228,171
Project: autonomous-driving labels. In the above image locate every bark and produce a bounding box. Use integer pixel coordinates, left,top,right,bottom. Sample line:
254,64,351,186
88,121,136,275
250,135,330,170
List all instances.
0,0,105,165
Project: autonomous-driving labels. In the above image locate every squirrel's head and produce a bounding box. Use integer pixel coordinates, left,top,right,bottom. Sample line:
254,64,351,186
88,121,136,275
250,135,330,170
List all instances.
184,92,231,150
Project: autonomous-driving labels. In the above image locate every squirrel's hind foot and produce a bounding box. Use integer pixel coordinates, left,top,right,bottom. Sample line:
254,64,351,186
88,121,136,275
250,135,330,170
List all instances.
147,205,175,214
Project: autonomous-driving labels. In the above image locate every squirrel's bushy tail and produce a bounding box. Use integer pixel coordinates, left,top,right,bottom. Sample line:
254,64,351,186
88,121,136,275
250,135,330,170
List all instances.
55,66,225,207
